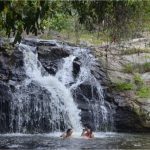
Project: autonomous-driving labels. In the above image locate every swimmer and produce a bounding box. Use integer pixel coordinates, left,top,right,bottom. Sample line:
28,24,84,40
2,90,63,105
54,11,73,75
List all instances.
60,128,73,139
81,127,94,139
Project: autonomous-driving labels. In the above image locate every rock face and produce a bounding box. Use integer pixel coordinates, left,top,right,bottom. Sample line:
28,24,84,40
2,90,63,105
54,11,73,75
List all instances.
37,46,69,75
0,81,12,133
0,39,150,133
113,92,150,132
10,81,69,133
72,83,98,129
72,57,81,77
0,45,26,133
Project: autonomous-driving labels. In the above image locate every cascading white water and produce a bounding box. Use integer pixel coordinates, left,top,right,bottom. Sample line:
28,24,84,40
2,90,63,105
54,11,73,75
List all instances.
56,46,109,130
56,55,75,86
10,43,82,133
9,39,112,132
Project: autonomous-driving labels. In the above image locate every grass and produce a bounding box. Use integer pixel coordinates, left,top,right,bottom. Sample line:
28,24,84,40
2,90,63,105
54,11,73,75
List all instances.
144,55,150,59
113,76,150,99
39,29,107,46
133,62,150,73
114,82,134,91
120,48,150,55
136,86,150,98
122,63,134,73
142,62,150,72
133,73,144,86
79,33,104,45
122,62,150,74
113,73,150,98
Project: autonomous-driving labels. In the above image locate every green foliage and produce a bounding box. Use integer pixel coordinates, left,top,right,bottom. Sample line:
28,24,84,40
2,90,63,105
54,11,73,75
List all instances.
134,62,150,73
0,0,51,43
133,73,144,90
122,62,150,74
114,82,134,91
145,55,150,59
72,0,146,42
142,62,150,73
136,86,150,98
133,73,144,85
122,63,133,74
42,14,73,32
0,0,150,44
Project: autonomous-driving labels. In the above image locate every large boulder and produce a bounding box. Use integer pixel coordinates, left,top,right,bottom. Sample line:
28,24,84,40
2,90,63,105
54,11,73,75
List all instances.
37,46,69,61
72,57,81,77
0,45,26,82
113,91,150,132
72,82,112,130
37,46,69,75
22,39,70,75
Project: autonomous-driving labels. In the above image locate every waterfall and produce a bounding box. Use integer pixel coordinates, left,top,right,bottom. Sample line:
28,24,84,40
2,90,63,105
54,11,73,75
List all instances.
10,43,82,133
8,39,113,133
56,46,110,131
56,55,75,86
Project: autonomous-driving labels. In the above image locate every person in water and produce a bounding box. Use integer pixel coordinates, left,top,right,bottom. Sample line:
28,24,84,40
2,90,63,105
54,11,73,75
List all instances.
81,127,88,136
81,127,94,139
60,128,73,139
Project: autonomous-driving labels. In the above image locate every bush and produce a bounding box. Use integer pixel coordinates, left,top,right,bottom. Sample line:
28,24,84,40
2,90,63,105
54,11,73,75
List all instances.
114,82,134,91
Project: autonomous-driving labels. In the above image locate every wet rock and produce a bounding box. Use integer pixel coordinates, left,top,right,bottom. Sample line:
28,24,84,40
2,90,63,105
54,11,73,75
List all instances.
22,39,38,47
9,48,26,82
72,57,81,77
0,48,11,81
81,110,94,129
0,81,12,133
37,46,69,61
0,38,4,46
39,59,62,75
0,45,26,133
72,83,101,130
73,83,99,101
37,46,69,75
38,40,57,46
10,81,69,133
112,92,150,132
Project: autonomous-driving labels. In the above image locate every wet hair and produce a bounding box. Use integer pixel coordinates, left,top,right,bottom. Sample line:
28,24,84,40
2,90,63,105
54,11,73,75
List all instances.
66,128,72,134
89,128,93,134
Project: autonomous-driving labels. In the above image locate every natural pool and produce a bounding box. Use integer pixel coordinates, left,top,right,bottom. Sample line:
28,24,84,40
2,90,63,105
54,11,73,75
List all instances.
0,132,150,150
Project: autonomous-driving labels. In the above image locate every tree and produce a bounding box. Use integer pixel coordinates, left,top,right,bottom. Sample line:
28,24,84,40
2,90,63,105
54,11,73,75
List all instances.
0,0,50,43
0,0,149,43
72,0,147,42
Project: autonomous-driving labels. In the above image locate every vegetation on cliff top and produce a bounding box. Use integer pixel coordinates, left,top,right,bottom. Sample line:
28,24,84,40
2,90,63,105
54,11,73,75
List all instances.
0,0,150,44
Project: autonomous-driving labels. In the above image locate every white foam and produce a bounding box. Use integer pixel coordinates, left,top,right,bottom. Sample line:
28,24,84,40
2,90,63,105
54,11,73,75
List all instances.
19,43,82,131
8,144,20,148
0,132,119,139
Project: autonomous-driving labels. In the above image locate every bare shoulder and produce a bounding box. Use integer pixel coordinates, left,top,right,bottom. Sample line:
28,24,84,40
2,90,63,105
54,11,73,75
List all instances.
60,133,66,138
91,134,94,138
